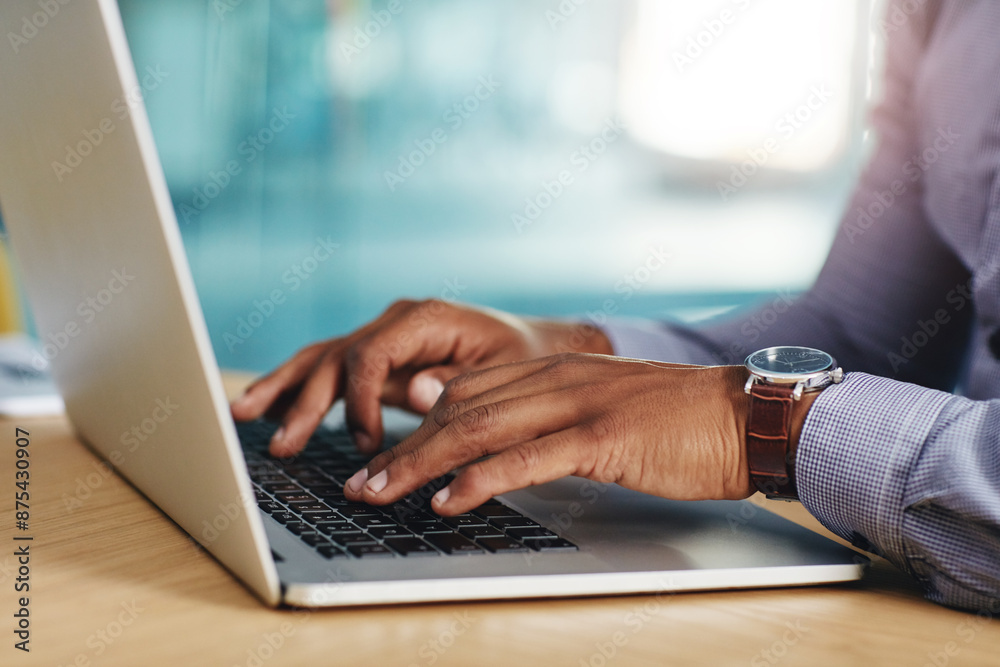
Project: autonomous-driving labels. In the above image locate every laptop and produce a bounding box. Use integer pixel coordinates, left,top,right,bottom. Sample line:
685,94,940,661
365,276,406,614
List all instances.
0,0,865,607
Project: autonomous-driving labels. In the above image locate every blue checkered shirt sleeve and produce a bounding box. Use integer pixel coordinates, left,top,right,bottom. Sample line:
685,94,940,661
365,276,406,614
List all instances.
798,373,1000,611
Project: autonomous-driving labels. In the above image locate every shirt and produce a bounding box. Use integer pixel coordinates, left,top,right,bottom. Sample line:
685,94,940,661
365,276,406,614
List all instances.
601,0,1000,612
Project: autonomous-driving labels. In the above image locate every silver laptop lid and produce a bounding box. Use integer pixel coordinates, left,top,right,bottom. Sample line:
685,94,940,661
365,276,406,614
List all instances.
0,0,280,604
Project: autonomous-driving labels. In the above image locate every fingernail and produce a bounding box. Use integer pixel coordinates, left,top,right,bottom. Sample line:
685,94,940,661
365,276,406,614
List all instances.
345,468,368,494
415,376,445,408
269,427,286,450
432,485,451,508
353,431,372,452
366,470,388,495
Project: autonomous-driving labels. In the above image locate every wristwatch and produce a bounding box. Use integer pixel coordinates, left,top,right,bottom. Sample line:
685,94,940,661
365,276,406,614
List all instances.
744,346,843,500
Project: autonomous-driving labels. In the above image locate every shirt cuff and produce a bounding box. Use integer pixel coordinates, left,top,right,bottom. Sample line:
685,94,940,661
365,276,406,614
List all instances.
599,319,721,365
796,372,954,572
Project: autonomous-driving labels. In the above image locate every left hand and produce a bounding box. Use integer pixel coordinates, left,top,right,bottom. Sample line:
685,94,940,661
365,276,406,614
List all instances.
343,353,754,515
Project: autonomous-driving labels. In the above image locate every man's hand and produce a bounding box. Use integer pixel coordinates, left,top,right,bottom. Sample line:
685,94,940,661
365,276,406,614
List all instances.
343,354,754,515
230,300,612,457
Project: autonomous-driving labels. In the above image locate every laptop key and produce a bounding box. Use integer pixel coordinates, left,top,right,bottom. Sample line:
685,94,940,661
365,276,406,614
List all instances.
347,544,396,558
506,527,559,540
300,510,341,523
258,501,283,514
275,492,315,504
264,483,301,494
473,504,523,518
352,516,396,528
367,525,412,539
526,538,578,551
442,515,487,529
314,521,351,534
383,537,438,557
287,501,331,513
477,537,530,553
459,526,504,539
338,505,383,518
334,534,378,546
410,521,453,535
285,521,308,535
489,516,539,529
324,528,364,538
271,512,296,525
299,532,326,547
425,533,484,555
317,545,348,560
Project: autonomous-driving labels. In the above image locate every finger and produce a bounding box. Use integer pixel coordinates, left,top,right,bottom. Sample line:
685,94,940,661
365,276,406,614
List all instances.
347,356,561,489
406,366,463,413
346,389,585,505
230,343,327,421
431,427,588,515
269,348,344,457
341,302,471,450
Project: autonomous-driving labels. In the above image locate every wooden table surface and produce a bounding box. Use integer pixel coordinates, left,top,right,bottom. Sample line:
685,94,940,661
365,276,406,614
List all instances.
1,375,997,667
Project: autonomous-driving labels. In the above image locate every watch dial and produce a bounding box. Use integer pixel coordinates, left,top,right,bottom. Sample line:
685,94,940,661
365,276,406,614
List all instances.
748,347,833,375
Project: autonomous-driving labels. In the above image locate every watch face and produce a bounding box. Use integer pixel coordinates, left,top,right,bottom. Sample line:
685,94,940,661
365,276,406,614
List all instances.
746,346,834,377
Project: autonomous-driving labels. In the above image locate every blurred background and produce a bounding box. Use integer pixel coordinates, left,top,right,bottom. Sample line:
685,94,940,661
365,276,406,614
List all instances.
7,0,888,371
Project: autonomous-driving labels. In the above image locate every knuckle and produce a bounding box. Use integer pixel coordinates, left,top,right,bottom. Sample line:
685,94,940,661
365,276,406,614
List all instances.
389,298,418,313
583,412,625,442
454,403,502,438
439,374,472,403
433,401,463,428
398,444,430,472
543,353,587,381
581,416,629,483
370,447,398,470
511,443,543,475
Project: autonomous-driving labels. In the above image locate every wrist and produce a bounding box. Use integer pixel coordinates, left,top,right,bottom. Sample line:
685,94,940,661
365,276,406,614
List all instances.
743,347,842,500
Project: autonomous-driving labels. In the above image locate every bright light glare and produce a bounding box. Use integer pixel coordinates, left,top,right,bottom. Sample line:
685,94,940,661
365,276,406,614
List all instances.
619,0,858,171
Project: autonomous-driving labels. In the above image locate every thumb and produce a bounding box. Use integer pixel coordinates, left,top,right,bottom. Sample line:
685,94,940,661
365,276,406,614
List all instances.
408,367,463,413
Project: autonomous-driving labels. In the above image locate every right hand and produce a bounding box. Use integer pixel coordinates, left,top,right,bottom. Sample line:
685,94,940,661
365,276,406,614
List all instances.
229,299,613,457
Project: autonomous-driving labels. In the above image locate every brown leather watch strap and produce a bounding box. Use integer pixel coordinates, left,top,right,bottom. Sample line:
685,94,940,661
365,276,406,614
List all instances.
746,383,798,499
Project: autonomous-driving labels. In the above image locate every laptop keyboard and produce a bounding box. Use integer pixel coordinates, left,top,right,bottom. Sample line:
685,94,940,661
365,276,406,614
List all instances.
238,421,578,560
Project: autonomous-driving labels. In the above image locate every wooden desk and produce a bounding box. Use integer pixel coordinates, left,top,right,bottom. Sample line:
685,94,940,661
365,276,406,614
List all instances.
2,376,997,667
